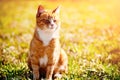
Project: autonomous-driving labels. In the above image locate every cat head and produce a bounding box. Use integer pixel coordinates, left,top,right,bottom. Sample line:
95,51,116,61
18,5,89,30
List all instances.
36,5,60,32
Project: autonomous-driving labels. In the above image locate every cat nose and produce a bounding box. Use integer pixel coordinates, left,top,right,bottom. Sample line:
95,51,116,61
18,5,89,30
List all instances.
49,24,54,29
50,25,54,29
51,24,54,27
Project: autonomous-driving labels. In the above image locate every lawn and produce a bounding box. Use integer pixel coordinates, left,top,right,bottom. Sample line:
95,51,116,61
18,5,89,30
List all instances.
0,0,120,80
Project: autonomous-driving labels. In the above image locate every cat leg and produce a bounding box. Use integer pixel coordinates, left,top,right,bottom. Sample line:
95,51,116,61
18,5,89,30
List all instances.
54,65,67,79
54,69,62,79
54,50,68,79
46,65,55,80
32,64,40,80
59,49,68,73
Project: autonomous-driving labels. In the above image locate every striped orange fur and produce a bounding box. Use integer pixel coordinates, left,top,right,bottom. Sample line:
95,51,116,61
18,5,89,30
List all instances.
28,5,68,80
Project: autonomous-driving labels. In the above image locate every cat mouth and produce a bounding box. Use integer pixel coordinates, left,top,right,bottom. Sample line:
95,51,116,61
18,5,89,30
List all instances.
38,25,57,32
44,27,56,32
47,25,57,30
48,26,54,29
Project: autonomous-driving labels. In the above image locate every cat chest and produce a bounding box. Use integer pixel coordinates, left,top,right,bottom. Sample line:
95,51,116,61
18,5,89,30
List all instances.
39,54,48,66
37,28,58,46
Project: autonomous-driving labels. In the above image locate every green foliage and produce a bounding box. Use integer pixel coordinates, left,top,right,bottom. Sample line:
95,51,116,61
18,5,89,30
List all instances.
0,61,29,80
0,0,120,80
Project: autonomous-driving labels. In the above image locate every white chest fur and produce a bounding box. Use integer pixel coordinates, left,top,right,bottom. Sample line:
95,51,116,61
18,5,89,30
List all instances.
39,54,48,66
37,28,59,46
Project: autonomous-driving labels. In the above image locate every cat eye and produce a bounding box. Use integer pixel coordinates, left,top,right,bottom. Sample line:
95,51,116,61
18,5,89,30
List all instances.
53,20,57,22
41,19,50,24
45,20,50,24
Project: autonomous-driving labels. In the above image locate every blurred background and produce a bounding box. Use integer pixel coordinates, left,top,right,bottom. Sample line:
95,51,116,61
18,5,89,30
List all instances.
0,0,120,79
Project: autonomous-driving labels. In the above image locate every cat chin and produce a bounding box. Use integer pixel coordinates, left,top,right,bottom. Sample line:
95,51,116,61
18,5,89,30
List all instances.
39,29,55,33
46,26,57,32
45,28,56,32
37,27,57,33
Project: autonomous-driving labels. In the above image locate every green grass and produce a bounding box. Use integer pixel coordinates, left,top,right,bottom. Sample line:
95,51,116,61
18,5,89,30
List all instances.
0,0,120,80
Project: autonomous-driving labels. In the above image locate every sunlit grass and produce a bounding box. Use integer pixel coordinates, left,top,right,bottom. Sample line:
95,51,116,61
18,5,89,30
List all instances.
0,0,120,80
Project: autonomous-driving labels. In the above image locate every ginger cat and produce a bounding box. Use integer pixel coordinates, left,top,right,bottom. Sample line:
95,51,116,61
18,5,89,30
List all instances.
28,5,68,80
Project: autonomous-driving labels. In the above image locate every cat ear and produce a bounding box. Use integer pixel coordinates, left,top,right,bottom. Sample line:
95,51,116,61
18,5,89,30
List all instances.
52,6,60,14
36,5,45,17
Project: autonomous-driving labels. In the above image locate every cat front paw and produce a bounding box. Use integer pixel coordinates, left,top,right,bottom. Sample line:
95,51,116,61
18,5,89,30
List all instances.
54,73,62,79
